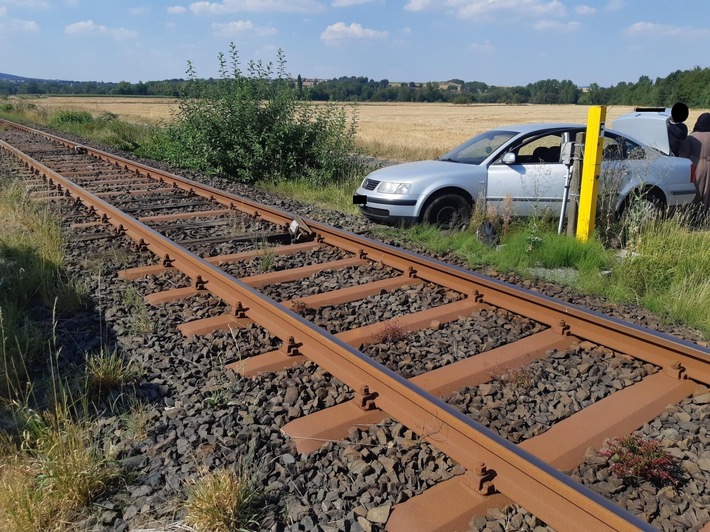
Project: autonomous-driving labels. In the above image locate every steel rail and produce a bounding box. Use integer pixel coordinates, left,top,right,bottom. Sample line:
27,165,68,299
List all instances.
3,120,707,384
0,126,658,531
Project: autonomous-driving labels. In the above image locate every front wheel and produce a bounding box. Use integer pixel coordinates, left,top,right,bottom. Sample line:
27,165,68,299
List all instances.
421,194,472,230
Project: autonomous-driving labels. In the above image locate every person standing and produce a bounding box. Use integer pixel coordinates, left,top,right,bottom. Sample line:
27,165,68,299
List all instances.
668,102,688,156
679,112,710,209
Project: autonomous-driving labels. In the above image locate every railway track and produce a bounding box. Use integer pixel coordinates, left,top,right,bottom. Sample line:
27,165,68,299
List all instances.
1,118,709,531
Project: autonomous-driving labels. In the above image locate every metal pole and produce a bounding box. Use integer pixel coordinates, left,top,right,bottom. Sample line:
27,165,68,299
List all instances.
566,132,584,236
558,164,573,234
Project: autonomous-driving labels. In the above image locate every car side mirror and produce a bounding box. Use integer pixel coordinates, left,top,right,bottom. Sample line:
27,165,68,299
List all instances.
501,152,516,165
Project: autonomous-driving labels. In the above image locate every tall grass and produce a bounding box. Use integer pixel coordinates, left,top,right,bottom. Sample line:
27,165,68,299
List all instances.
258,174,364,216
609,216,710,333
0,103,152,152
381,211,710,339
184,455,267,532
0,176,125,531
0,180,87,397
0,402,121,531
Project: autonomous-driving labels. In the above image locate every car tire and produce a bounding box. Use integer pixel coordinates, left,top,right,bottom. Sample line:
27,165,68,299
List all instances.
421,194,472,230
476,220,501,247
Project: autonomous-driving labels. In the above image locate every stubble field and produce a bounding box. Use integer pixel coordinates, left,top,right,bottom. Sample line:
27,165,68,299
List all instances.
22,96,709,161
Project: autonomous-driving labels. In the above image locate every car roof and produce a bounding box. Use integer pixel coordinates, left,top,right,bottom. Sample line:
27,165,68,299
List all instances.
491,122,653,149
491,123,583,134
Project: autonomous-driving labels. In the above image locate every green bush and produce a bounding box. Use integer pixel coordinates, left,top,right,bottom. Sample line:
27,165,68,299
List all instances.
50,110,94,128
139,44,368,185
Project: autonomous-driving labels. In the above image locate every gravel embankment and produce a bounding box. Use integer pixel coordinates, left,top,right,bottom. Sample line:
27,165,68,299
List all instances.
0,133,707,531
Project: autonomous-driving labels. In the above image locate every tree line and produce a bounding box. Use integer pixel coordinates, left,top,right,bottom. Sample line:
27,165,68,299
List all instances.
2,65,710,108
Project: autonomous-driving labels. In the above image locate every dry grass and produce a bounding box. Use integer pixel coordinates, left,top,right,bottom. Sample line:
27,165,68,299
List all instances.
24,97,709,161
0,414,121,532
184,465,265,532
22,96,177,125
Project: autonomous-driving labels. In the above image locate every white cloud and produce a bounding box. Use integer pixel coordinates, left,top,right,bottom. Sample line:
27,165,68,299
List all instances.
13,17,37,30
65,19,138,40
575,5,596,15
0,6,6,15
0,17,39,31
604,0,624,11
405,0,567,19
625,22,710,39
0,0,49,8
470,39,494,52
189,0,324,15
332,0,375,6
320,21,387,42
167,6,187,14
129,7,149,15
212,19,277,36
458,0,566,19
534,19,580,31
213,19,253,34
404,0,437,11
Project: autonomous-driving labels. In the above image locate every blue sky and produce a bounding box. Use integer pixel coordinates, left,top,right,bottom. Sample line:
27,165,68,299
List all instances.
1,0,708,87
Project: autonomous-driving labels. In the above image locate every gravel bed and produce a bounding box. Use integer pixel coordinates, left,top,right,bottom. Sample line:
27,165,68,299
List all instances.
260,262,399,303
1,130,708,531
569,391,710,532
362,308,545,378
447,344,658,444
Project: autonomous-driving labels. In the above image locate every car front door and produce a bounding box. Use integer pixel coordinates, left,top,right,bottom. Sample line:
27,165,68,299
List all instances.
486,133,569,217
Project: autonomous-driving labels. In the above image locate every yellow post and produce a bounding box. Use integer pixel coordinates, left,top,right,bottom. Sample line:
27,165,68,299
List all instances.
576,105,606,242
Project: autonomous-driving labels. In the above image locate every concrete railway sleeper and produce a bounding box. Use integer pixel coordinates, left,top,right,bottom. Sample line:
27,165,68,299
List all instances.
1,118,709,531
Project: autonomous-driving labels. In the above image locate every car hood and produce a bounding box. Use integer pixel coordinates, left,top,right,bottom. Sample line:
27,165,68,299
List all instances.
366,159,481,183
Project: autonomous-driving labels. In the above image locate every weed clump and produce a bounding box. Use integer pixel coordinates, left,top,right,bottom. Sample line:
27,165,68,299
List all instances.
490,365,535,391
184,462,266,532
600,434,681,487
374,321,406,343
290,299,309,315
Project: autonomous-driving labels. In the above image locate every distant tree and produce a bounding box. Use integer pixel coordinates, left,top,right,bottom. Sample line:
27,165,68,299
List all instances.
417,82,444,102
113,81,134,95
558,80,579,104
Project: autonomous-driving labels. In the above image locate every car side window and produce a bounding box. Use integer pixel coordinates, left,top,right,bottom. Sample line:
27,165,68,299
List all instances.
602,137,624,160
603,133,646,160
513,134,563,164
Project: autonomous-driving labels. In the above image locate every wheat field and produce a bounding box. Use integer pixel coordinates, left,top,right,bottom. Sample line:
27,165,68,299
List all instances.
23,96,708,161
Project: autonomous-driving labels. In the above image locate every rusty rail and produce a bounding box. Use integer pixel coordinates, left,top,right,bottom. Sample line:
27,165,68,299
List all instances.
2,119,707,531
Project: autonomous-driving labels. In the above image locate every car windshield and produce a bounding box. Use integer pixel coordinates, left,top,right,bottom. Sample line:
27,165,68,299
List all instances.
438,130,517,165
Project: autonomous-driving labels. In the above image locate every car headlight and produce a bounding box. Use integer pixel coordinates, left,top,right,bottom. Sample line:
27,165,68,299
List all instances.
377,182,412,194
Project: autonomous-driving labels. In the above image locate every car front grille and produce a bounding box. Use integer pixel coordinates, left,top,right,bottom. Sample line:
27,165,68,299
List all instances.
361,205,389,217
363,178,380,191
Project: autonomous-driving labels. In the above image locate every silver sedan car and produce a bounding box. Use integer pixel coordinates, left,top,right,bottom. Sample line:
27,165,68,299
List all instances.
353,122,696,228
